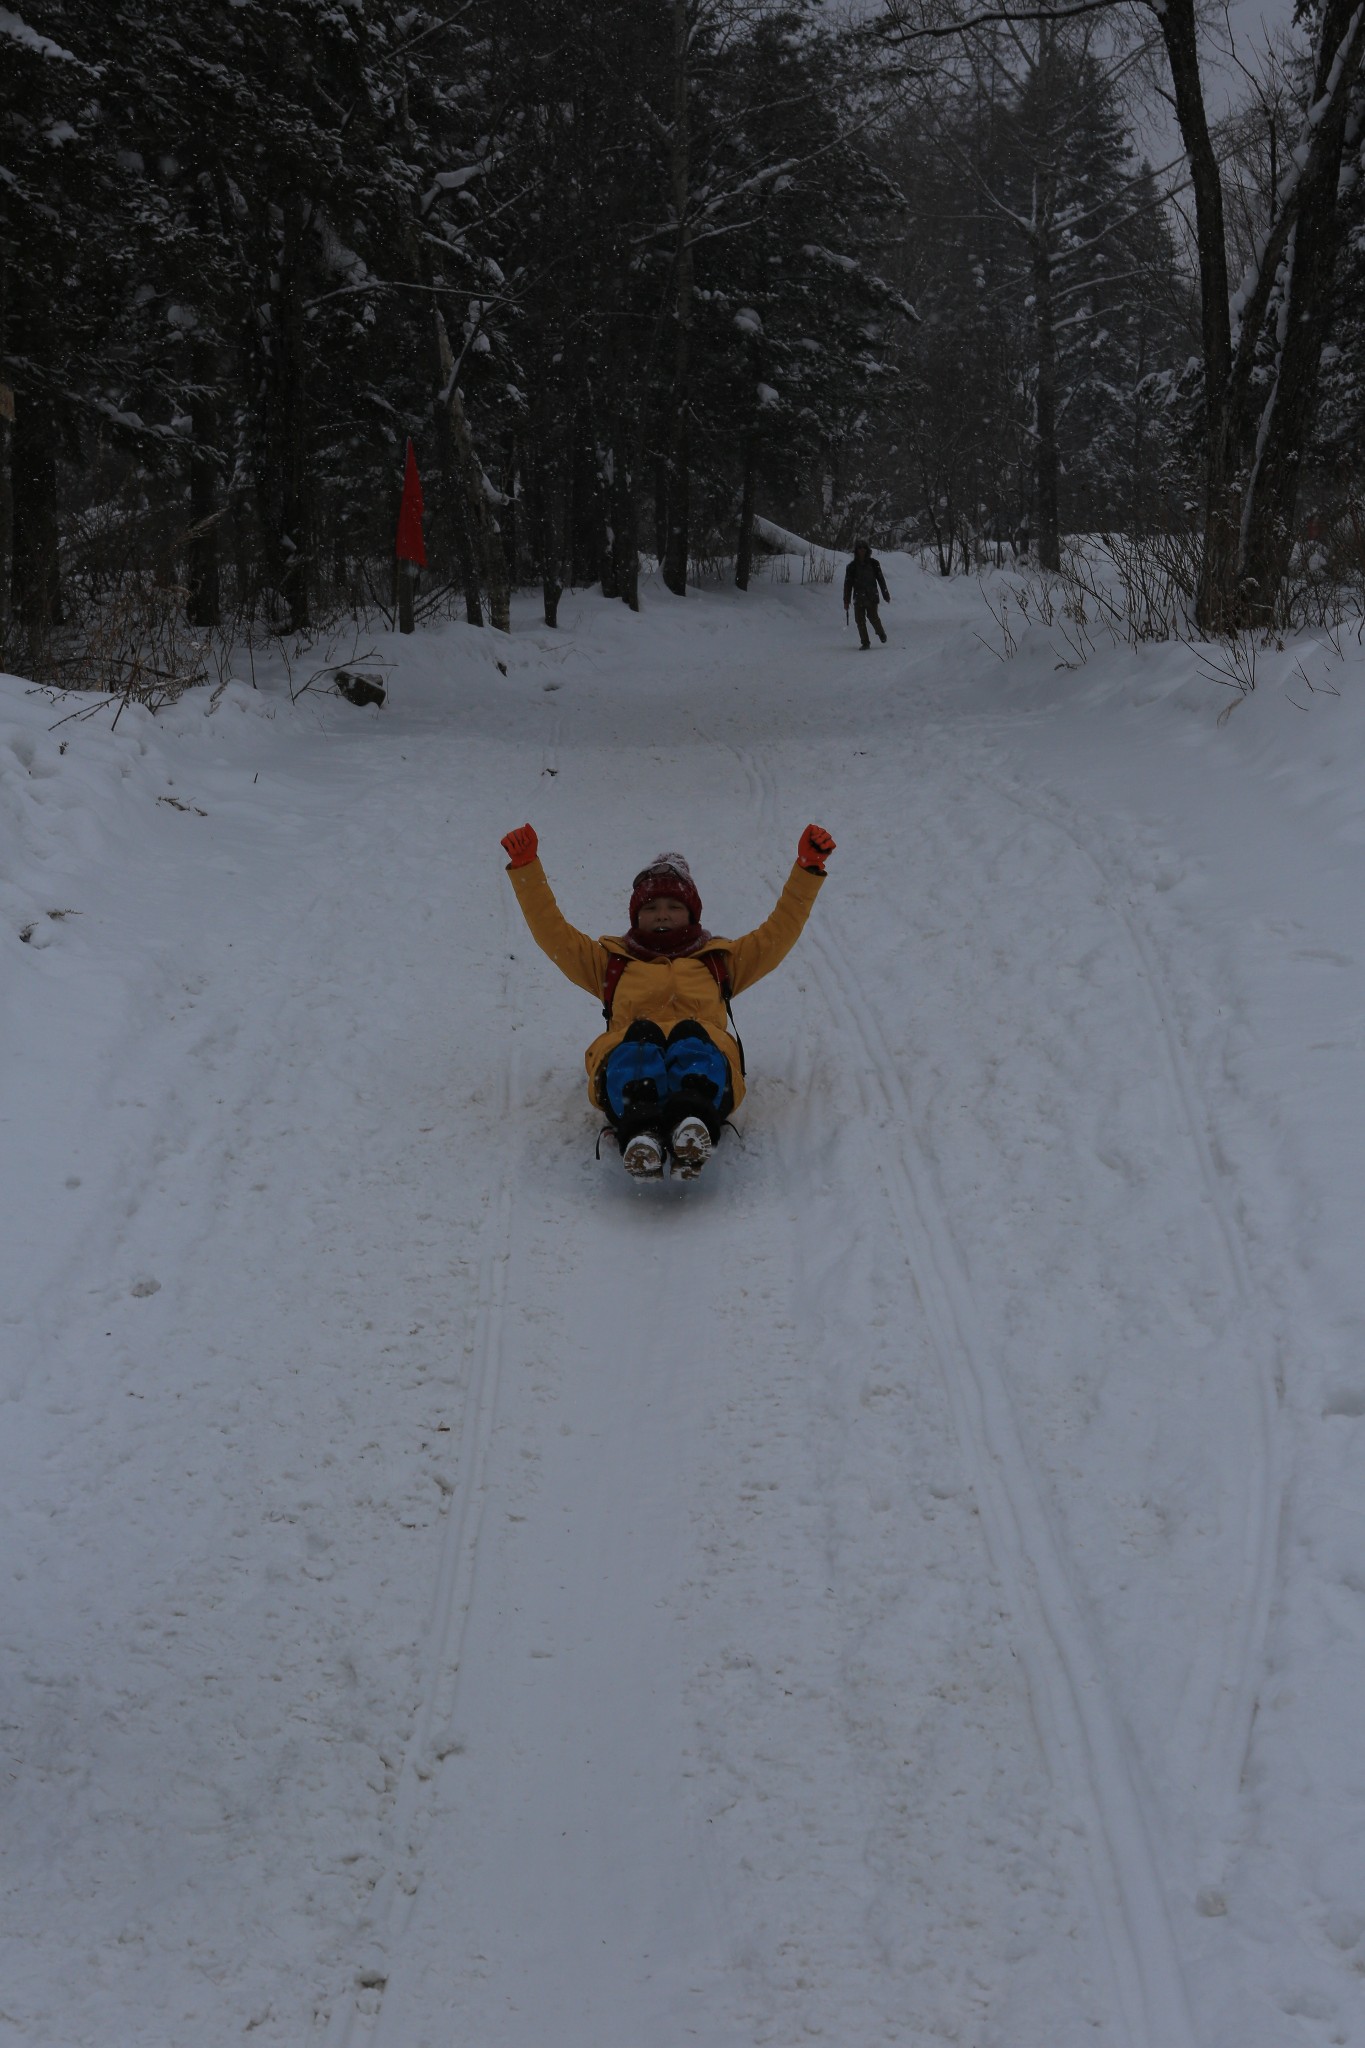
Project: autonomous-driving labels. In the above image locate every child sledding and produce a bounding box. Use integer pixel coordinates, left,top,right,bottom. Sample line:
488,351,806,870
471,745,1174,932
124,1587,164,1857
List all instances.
500,822,836,1179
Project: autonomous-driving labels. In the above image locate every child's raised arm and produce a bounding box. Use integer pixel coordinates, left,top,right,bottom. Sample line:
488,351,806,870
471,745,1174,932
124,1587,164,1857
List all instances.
727,824,835,995
501,825,609,999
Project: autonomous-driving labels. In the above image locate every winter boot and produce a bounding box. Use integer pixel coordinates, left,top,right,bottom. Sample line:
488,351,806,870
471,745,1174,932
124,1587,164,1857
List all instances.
622,1131,665,1179
669,1115,713,1179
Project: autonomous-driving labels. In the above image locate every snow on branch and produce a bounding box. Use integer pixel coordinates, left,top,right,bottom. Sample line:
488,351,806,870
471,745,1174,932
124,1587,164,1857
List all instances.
421,163,488,218
802,243,859,271
696,156,801,219
752,516,840,572
0,4,89,63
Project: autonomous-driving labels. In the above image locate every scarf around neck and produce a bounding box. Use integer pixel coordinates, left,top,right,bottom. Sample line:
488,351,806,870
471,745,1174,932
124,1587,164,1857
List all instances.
619,923,714,961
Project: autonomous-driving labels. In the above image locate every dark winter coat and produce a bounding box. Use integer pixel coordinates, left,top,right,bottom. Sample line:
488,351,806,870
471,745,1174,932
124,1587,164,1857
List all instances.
843,551,890,607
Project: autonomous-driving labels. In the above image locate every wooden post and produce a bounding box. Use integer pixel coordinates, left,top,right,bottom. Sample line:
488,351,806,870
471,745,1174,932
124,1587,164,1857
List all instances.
398,558,416,634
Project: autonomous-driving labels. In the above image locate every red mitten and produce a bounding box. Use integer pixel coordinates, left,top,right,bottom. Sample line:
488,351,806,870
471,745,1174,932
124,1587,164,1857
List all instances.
798,823,835,873
501,823,539,869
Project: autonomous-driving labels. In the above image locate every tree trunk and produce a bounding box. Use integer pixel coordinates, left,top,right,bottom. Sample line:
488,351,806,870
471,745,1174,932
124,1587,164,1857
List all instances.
500,429,519,589
0,393,13,659
610,381,639,611
528,437,563,628
569,417,602,588
735,427,757,591
1234,233,1333,622
653,458,668,565
599,442,620,601
11,393,60,667
426,288,482,624
1152,0,1236,628
660,0,692,598
1031,223,1061,573
1150,0,1365,629
446,461,484,627
0,264,10,658
1105,0,1232,616
935,526,951,577
251,194,311,633
434,308,510,632
612,468,639,610
186,343,221,630
277,193,310,634
452,495,484,626
1229,0,1365,622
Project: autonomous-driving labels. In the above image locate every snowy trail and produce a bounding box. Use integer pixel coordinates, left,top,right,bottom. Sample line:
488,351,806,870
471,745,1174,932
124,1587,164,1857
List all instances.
328,599,1219,2045
6,565,1365,2047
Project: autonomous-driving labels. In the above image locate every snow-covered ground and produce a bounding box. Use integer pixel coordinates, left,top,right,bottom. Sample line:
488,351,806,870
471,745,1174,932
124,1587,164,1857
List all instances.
4,560,1365,2048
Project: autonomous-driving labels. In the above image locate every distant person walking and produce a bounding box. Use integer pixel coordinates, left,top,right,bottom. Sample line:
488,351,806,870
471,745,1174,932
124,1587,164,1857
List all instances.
843,541,890,649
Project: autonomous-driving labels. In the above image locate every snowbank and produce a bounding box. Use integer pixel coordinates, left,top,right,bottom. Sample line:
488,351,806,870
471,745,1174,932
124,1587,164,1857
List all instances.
751,513,840,577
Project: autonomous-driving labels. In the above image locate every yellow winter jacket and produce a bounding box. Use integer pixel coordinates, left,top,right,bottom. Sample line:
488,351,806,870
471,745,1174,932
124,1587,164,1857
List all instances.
506,857,825,1110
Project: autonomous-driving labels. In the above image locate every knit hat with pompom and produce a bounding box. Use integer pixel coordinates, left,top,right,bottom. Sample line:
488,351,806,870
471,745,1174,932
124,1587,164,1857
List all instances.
629,852,702,929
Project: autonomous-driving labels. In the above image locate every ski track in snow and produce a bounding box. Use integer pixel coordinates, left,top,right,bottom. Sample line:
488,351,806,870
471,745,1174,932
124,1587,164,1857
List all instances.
716,730,1198,2048
967,768,1284,1861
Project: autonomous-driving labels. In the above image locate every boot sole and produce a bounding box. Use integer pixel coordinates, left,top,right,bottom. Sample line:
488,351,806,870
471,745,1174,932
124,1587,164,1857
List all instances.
670,1120,713,1180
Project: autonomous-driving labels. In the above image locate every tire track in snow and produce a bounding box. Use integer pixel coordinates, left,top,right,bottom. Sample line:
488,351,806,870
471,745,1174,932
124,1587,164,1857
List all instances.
967,765,1283,1868
717,731,1199,2048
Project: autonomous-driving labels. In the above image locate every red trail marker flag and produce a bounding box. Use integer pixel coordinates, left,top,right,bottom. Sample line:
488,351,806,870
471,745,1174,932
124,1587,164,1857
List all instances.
396,439,427,567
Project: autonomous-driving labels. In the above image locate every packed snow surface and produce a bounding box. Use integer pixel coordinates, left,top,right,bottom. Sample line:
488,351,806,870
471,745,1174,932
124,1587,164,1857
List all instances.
4,562,1365,2047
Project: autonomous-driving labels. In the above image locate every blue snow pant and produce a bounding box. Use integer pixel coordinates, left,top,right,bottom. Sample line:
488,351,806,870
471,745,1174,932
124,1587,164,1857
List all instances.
598,1020,732,1144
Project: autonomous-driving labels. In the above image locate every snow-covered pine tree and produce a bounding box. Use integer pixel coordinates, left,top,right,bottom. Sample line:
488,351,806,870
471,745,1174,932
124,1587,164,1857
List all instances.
886,14,1188,569
644,2,913,579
